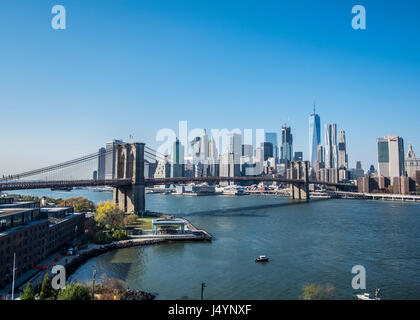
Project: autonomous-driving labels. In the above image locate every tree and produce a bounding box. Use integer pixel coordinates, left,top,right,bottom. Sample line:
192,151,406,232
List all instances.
58,197,95,212
112,230,128,241
57,282,91,300
20,282,35,300
125,213,138,226
300,283,334,300
94,202,124,231
40,273,54,300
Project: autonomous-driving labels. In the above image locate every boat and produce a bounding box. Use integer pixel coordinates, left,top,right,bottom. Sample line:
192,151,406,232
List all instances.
255,255,269,262
356,289,381,300
51,187,73,192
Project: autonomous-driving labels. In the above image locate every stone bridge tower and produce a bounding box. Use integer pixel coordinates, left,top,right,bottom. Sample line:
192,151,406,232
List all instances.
289,161,310,201
113,143,145,214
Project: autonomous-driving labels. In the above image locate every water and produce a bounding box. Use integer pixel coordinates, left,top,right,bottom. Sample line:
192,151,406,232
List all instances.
15,189,420,299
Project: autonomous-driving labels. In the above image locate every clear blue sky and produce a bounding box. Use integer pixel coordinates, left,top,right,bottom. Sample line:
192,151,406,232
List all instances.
1,0,419,174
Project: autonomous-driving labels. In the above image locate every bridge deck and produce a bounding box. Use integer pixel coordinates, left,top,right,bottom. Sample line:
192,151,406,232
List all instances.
0,177,357,191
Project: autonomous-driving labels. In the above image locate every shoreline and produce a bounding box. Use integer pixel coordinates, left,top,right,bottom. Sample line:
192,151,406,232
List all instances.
3,212,212,300
64,216,212,299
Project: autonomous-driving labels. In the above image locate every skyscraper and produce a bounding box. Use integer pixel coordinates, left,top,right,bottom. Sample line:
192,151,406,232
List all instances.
97,147,106,180
280,126,293,165
105,139,123,179
316,145,324,164
261,142,274,161
377,135,405,179
309,104,321,166
405,144,420,179
265,132,278,161
209,138,218,160
338,130,348,169
242,144,253,158
170,138,185,178
324,124,338,169
227,132,242,165
200,130,209,159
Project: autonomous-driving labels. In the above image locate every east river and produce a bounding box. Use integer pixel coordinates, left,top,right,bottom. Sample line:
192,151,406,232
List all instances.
17,189,420,299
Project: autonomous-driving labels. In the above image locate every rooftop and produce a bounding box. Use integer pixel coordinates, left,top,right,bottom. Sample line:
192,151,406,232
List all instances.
152,218,185,225
0,208,37,218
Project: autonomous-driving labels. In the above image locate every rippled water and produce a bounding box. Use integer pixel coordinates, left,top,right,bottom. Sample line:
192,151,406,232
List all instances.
17,189,420,299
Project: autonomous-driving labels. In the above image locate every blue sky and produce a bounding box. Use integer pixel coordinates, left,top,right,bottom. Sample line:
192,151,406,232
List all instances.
1,0,419,173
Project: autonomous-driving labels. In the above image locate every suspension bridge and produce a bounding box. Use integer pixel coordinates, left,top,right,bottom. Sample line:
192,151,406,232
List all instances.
0,142,357,213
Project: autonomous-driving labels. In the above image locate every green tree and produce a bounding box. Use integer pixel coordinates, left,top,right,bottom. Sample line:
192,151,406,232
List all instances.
40,273,54,300
58,197,95,212
94,202,124,231
300,283,334,300
112,230,128,241
20,282,35,300
57,282,91,300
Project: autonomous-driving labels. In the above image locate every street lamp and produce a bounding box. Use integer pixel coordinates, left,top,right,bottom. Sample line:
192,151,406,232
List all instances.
91,270,96,300
201,283,206,300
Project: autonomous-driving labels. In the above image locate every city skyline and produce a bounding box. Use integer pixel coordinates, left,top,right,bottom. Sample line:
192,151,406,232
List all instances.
1,0,420,174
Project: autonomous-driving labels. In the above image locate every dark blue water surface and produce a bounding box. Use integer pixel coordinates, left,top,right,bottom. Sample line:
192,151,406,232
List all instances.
17,189,420,299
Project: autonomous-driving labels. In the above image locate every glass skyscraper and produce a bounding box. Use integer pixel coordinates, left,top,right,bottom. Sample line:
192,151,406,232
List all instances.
309,109,321,165
265,132,278,161
325,123,338,169
171,138,185,177
281,126,293,165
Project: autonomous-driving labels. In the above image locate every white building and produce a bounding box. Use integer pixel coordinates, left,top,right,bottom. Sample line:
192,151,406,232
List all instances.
405,144,420,179
377,135,405,179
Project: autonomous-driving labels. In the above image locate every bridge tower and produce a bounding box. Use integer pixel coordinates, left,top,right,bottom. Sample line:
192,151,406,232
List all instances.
289,161,310,201
113,143,145,214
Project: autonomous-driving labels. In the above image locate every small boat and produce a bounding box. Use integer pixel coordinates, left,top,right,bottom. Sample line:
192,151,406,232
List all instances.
356,289,381,300
255,255,269,262
51,187,73,192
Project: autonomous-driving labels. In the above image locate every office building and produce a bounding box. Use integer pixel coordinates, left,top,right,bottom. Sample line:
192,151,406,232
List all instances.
377,135,405,179
294,152,303,161
338,130,348,169
200,130,209,159
325,124,338,169
209,138,218,160
261,142,274,161
352,161,365,179
280,126,293,165
97,147,106,180
405,144,420,179
309,105,321,165
265,132,279,161
105,139,123,179
242,144,253,158
317,145,325,164
170,138,185,178
227,133,242,165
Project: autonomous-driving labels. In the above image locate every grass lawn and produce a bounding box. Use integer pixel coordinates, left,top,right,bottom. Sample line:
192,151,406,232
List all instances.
125,216,155,230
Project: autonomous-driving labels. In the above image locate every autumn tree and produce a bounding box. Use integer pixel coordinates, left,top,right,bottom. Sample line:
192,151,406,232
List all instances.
94,201,124,231
58,197,95,212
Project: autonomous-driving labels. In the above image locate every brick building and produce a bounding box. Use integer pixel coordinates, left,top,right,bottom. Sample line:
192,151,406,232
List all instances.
0,197,85,289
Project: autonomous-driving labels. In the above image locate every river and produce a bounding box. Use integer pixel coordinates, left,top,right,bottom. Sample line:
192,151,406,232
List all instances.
16,189,420,299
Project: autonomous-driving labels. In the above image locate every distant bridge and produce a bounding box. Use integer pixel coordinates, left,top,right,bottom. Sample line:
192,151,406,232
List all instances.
0,142,357,213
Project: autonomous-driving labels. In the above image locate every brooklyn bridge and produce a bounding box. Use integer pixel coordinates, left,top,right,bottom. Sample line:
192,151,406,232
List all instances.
0,143,357,213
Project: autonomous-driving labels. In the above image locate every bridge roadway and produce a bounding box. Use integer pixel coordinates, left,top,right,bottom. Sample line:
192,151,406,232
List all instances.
0,177,357,192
